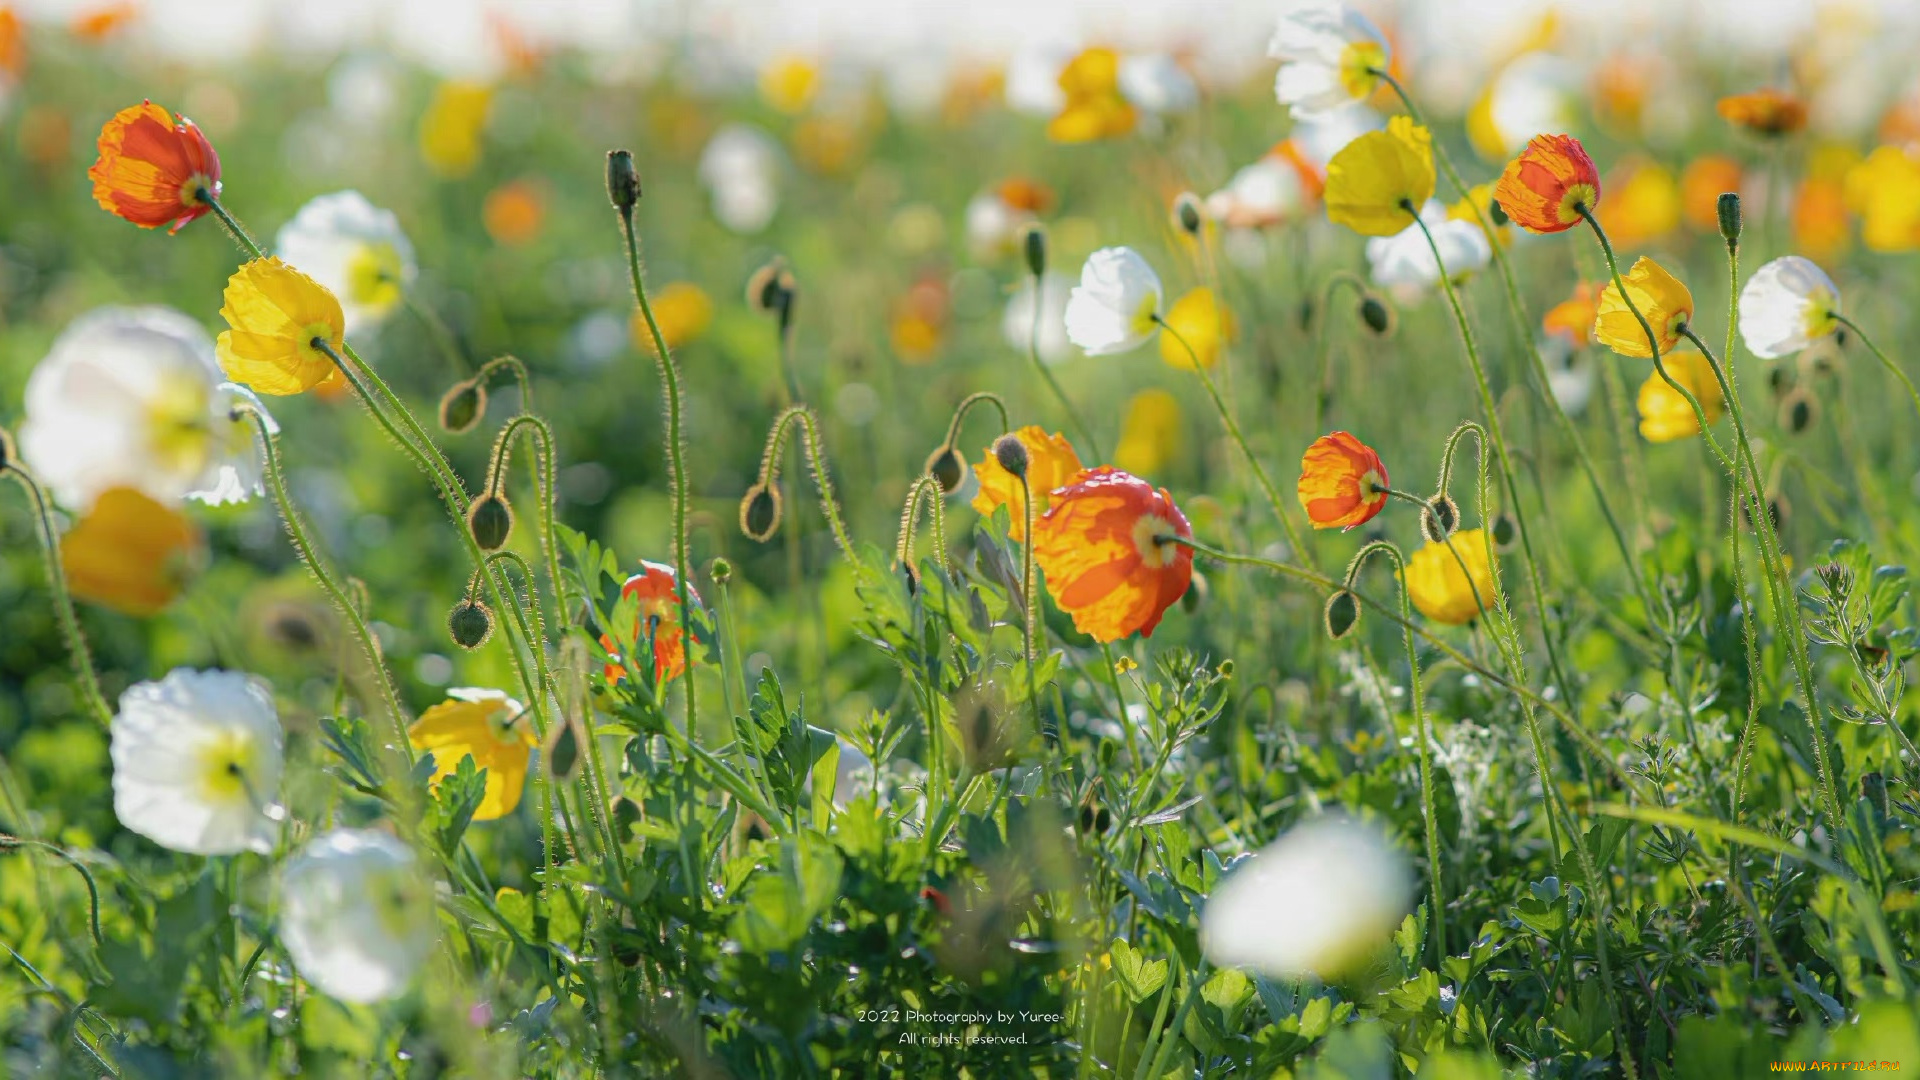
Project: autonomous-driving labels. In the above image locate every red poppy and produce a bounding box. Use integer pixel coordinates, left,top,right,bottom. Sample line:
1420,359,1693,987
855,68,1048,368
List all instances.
1032,466,1192,642
88,101,221,232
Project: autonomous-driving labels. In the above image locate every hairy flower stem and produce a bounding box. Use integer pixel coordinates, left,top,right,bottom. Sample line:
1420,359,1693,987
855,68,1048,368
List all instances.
617,205,699,743
1016,472,1043,750
895,475,951,572
1831,313,1920,423
1372,72,1655,630
4,467,113,729
1308,269,1368,439
1026,266,1102,459
199,191,265,259
1155,316,1313,566
1349,539,1444,965
755,406,859,565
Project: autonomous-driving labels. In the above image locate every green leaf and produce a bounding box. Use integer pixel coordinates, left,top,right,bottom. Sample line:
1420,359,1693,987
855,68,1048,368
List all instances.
1109,938,1167,1003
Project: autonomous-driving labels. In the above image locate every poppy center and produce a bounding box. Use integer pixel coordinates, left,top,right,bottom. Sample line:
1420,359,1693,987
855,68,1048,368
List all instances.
1337,42,1387,99
1132,513,1182,569
1557,184,1596,224
346,242,407,314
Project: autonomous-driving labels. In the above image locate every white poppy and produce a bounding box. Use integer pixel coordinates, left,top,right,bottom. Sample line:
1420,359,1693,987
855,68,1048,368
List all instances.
1201,814,1411,979
1475,53,1580,158
1365,200,1492,289
698,124,781,235
1268,3,1391,120
19,307,272,511
1738,256,1841,359
274,191,417,333
1119,53,1199,115
111,669,285,856
1206,147,1318,230
1003,271,1075,365
1292,103,1382,172
1006,43,1073,117
280,829,435,1004
965,190,1036,262
1064,247,1163,356
1540,338,1594,417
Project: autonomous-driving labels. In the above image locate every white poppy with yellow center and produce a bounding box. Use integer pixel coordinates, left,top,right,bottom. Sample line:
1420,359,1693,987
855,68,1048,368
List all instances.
1064,247,1163,356
19,306,271,511
1738,255,1842,359
1268,3,1391,119
111,668,285,856
280,829,435,1003
274,191,416,333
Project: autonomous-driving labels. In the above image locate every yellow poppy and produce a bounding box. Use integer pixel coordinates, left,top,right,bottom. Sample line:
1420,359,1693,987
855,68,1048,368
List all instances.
1046,48,1136,144
1846,145,1920,253
1596,158,1680,249
61,486,204,616
1113,389,1183,477
759,54,820,115
1157,288,1235,370
1594,256,1693,359
970,426,1084,542
420,81,492,178
1636,349,1726,443
634,283,714,355
408,690,536,821
216,258,347,396
1402,528,1498,626
1323,116,1435,236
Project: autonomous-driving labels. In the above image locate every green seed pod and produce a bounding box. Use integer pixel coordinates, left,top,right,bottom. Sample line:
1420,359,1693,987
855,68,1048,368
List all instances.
1324,590,1360,639
467,493,515,552
1097,739,1118,769
1181,569,1208,615
1491,512,1519,551
710,556,734,586
992,433,1029,477
1716,192,1742,244
1022,223,1047,278
1358,294,1395,337
925,444,966,495
746,258,789,313
1421,495,1460,543
447,598,494,650
606,149,642,212
741,483,783,541
1779,389,1818,434
437,379,487,434
1172,192,1203,236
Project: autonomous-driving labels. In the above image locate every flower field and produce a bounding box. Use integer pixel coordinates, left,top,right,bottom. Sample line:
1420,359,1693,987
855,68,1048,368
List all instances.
6,2,1920,1075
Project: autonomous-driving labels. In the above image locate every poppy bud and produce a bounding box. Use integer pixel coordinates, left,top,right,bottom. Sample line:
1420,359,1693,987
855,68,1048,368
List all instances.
925,444,966,494
1358,294,1395,337
741,483,783,541
1172,192,1203,236
1324,589,1360,639
746,258,790,313
606,150,642,212
1021,223,1048,279
992,433,1029,477
447,598,494,650
1182,570,1208,614
1716,192,1742,244
1490,512,1518,551
1487,199,1511,228
1768,363,1795,397
548,721,581,782
438,379,487,434
1097,739,1118,769
1779,389,1818,434
710,556,733,586
467,493,515,551
1421,495,1459,543
609,796,642,844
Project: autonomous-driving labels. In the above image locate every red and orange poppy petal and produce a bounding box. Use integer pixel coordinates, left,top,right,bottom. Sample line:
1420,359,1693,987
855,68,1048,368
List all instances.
1494,134,1600,234
1297,431,1389,530
89,101,221,231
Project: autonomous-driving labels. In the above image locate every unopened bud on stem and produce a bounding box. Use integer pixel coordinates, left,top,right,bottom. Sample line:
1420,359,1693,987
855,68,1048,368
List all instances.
1717,192,1742,244
992,433,1029,477
606,150,642,212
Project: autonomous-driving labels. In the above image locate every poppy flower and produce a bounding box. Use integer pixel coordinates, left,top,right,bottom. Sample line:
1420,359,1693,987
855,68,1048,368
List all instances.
215,258,347,396
1594,257,1694,358
1323,115,1434,236
1492,133,1599,234
1679,154,1743,232
88,101,221,233
111,668,284,856
274,191,416,333
759,54,820,115
1737,256,1840,360
1366,199,1490,288
1636,349,1726,443
1297,432,1389,530
1032,466,1193,642
1542,282,1602,346
407,688,536,821
1205,141,1322,229
699,124,781,235
1596,157,1680,248
61,486,204,616
1046,47,1137,144
419,80,492,177
483,179,546,246
1717,89,1808,137
1402,528,1498,625
1268,3,1390,120
1113,389,1183,478
971,426,1084,542
280,830,434,1004
601,561,700,684
1847,146,1920,253
633,282,714,356
1793,176,1850,262
1064,247,1163,355
1157,287,1235,370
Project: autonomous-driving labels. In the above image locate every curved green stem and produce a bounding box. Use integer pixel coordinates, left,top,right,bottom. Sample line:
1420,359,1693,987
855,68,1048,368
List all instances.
1309,269,1371,438
4,467,114,729
1832,313,1920,423
896,475,951,572
756,405,859,565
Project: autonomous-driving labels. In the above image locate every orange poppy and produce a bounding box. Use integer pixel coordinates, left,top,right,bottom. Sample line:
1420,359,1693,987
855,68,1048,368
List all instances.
1297,432,1389,531
1492,133,1600,234
1679,154,1743,232
971,426,1084,542
1543,281,1603,346
1718,89,1807,137
0,7,23,77
1794,177,1850,262
88,101,222,233
60,486,204,616
482,180,545,246
997,177,1055,214
600,561,700,685
1032,466,1193,642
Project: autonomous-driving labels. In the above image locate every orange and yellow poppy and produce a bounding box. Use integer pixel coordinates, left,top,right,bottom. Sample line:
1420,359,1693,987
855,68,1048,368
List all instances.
1403,529,1498,625
1718,89,1808,137
408,690,536,821
88,101,222,233
601,561,700,685
1032,466,1192,642
61,486,204,616
1492,133,1599,234
1594,257,1693,358
1543,281,1603,346
1297,432,1389,531
1047,48,1136,144
971,426,1083,542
